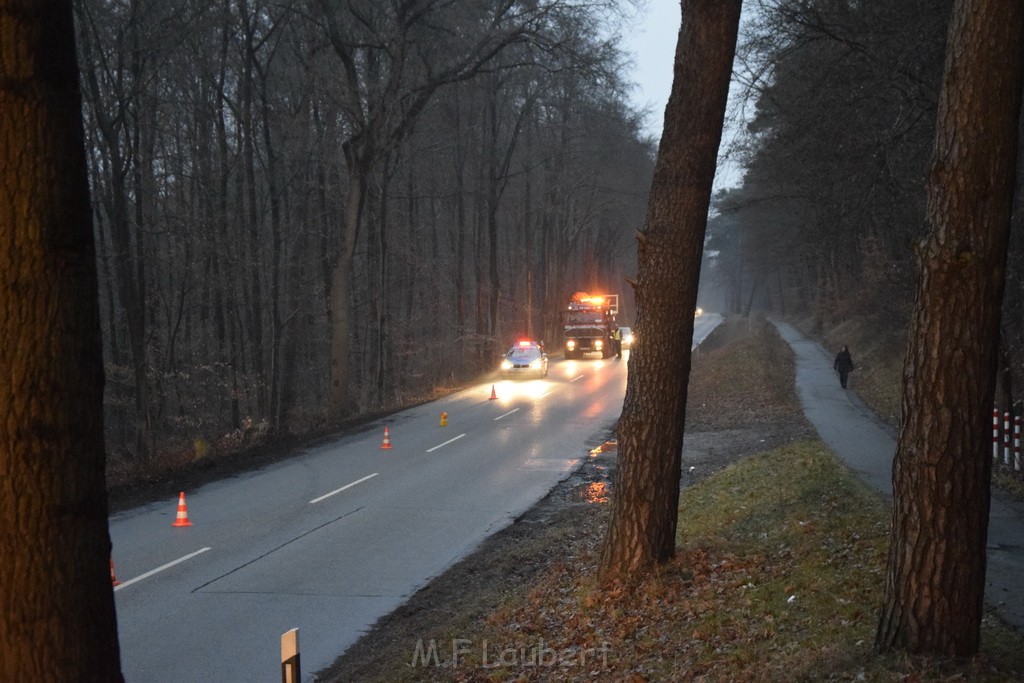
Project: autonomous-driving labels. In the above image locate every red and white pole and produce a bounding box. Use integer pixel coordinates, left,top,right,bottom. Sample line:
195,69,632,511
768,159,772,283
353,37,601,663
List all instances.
993,408,1001,461
1014,415,1021,472
1004,411,1012,466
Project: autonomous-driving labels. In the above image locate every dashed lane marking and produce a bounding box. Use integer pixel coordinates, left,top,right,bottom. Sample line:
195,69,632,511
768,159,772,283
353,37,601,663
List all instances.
114,547,212,591
310,472,379,504
427,433,466,453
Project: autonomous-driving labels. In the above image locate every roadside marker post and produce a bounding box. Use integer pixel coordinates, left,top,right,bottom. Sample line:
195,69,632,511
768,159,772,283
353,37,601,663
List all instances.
993,408,1000,461
281,628,299,683
1016,415,1022,472
1005,412,1012,466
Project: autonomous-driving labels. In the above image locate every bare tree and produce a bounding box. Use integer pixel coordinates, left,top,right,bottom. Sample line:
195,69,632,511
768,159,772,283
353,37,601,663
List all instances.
875,0,1024,656
0,0,122,677
599,0,742,581
314,0,623,417
68,0,651,471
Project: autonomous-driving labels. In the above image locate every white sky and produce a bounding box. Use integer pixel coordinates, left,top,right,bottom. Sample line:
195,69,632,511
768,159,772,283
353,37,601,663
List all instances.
620,2,746,189
621,2,680,140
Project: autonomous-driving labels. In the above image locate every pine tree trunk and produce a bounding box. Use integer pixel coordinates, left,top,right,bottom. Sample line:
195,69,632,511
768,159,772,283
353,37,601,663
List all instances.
0,1,122,677
876,0,1024,656
599,0,742,582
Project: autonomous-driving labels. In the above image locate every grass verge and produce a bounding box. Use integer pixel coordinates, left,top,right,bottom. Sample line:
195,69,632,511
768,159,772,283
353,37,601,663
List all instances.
333,440,1023,681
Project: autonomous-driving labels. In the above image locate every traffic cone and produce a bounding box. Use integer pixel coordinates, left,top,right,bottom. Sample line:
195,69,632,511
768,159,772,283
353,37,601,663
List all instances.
110,557,121,586
172,491,192,527
380,426,392,450
440,412,448,427
489,385,498,400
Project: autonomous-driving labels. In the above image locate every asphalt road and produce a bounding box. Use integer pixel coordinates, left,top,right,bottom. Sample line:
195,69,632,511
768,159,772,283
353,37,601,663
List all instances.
111,313,723,682
773,320,1024,630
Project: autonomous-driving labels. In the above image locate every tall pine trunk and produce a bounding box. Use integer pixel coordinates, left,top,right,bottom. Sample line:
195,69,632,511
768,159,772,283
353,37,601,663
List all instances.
0,1,122,677
599,0,742,582
876,0,1024,656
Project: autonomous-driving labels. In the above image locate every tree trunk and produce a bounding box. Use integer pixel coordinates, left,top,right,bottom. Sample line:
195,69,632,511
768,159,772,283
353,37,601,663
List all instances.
327,143,367,419
599,0,742,582
0,1,123,677
876,0,1024,656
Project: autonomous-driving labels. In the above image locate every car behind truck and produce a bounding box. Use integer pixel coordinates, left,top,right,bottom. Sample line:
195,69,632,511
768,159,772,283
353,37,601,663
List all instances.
563,292,619,359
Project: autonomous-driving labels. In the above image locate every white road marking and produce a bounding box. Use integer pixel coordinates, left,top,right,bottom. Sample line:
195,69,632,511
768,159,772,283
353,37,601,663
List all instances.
494,408,519,421
537,391,551,399
114,547,211,591
570,375,584,382
310,472,379,504
427,433,466,452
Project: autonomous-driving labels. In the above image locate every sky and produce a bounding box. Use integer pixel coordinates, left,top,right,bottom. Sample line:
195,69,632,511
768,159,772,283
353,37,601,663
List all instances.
620,3,746,190
621,2,681,140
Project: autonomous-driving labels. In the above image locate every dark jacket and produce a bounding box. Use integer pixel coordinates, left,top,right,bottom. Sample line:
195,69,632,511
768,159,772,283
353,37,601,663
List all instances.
834,349,853,373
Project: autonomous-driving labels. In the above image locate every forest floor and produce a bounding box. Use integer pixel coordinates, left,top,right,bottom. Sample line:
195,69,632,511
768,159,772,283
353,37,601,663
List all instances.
314,317,1024,682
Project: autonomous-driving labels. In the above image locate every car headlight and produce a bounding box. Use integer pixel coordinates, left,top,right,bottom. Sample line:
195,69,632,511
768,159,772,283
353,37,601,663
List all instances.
624,334,634,344
501,360,513,370
529,360,541,369
595,340,603,349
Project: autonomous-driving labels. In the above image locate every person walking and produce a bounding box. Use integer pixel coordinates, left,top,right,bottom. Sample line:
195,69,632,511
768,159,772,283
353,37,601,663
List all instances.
834,345,854,388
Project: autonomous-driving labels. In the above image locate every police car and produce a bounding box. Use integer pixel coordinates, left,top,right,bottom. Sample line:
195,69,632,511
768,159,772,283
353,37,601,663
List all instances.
500,340,549,379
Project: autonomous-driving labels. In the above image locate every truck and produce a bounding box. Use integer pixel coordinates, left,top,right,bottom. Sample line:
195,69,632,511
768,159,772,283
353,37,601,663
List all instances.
563,292,619,359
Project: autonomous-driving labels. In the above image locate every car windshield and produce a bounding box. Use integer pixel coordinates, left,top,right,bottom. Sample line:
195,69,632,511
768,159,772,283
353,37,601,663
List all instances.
507,347,541,361
567,312,604,325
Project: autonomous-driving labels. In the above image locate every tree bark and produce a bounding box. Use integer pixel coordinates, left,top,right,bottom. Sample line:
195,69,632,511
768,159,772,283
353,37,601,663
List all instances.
599,0,742,582
0,1,122,677
876,0,1024,656
327,143,367,419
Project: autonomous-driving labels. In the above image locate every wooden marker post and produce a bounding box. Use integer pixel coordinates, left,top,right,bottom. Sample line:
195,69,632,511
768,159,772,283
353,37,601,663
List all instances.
281,628,300,683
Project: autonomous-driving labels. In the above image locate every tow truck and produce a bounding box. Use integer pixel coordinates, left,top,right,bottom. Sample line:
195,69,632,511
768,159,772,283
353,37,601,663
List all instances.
563,292,619,359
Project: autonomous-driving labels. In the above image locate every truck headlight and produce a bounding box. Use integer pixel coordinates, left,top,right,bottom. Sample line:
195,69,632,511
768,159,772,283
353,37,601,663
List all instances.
595,340,604,349
567,340,576,350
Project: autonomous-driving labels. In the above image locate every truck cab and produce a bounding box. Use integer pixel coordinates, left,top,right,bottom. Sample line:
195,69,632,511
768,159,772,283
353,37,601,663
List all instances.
563,292,619,359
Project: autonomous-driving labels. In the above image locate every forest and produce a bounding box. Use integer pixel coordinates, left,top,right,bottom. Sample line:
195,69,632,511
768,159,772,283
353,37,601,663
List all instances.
76,0,1024,480
74,0,653,468
708,0,1024,432
5,0,1021,677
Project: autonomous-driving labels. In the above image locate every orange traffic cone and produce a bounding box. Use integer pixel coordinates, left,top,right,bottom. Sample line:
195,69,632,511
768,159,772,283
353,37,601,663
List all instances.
489,385,498,400
440,412,448,427
172,491,192,527
380,426,392,450
110,557,121,586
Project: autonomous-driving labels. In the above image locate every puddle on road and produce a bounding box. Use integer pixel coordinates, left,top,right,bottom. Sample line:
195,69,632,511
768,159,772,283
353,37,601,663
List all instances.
569,480,610,504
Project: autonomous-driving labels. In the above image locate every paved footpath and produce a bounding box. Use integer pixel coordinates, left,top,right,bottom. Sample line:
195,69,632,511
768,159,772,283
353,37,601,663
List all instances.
772,320,1024,630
